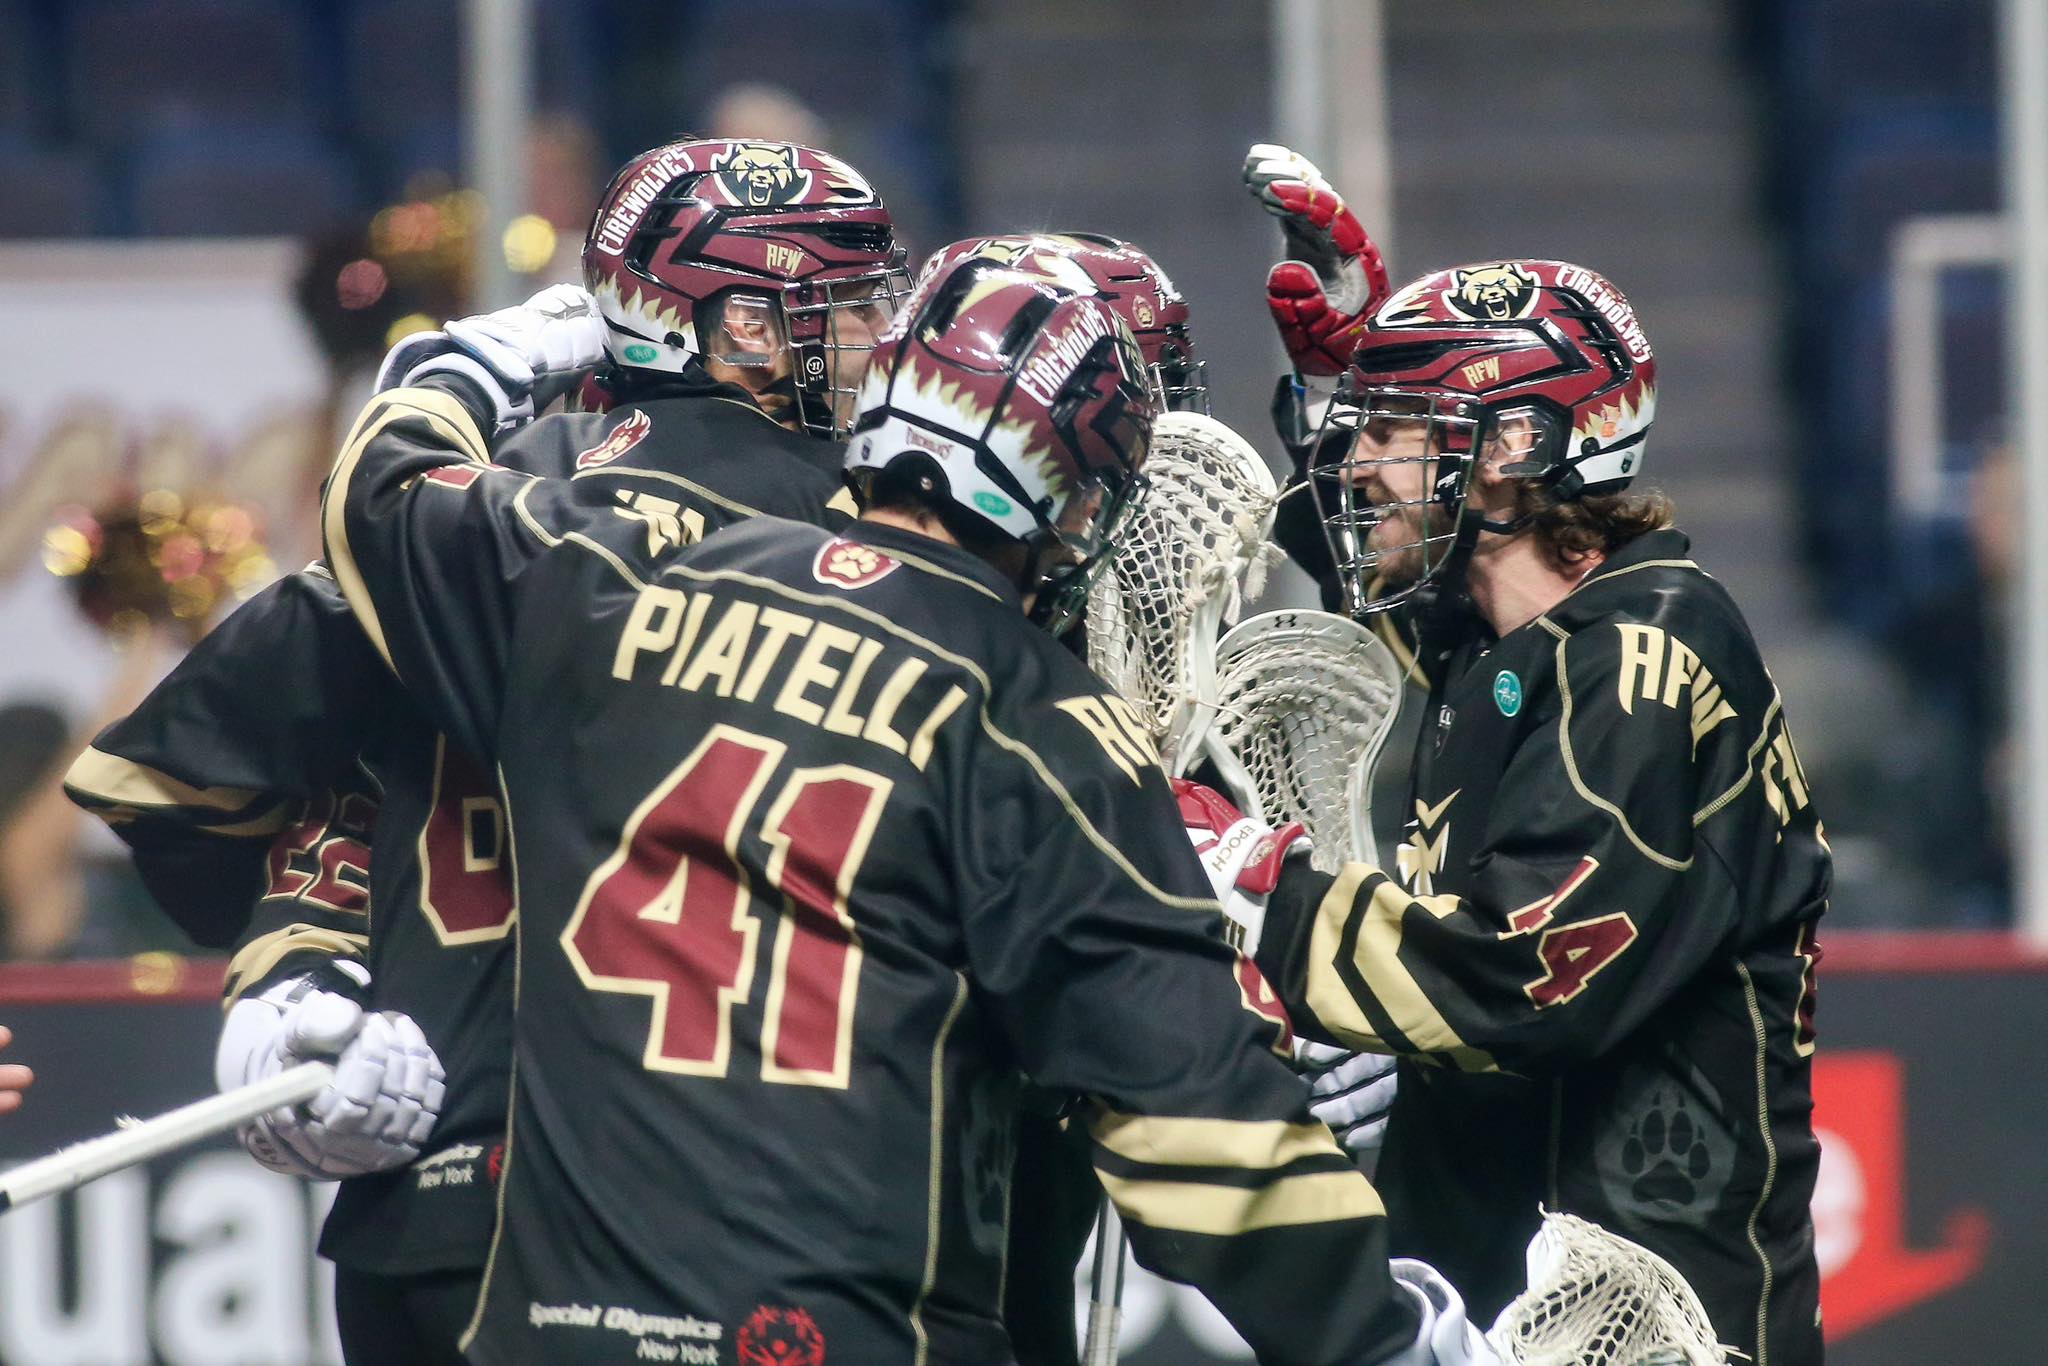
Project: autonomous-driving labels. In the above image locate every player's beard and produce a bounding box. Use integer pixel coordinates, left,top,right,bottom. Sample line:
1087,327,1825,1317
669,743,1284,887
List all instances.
1362,509,1421,586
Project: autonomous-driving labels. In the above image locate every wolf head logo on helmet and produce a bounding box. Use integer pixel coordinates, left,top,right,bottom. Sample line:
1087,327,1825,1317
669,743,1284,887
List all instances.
708,142,815,208
1443,262,1541,322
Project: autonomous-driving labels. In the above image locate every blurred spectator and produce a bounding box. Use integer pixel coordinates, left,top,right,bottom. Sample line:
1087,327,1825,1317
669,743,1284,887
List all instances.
0,701,78,958
705,83,827,147
0,1025,31,1114
1886,443,2016,925
0,629,178,959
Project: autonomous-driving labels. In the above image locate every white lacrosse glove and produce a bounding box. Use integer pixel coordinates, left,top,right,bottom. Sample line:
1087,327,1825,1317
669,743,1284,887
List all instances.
1386,1259,1502,1366
1170,778,1310,955
376,282,605,433
216,966,446,1179
1296,1040,1399,1159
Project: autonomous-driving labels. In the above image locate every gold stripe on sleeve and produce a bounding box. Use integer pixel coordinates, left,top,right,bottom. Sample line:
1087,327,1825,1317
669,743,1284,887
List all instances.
322,388,492,673
222,924,371,1004
1094,1167,1383,1236
1091,1112,1342,1173
1305,866,1497,1071
64,747,286,836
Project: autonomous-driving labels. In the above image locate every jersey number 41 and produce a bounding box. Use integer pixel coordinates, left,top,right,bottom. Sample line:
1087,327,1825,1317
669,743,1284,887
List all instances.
563,724,892,1090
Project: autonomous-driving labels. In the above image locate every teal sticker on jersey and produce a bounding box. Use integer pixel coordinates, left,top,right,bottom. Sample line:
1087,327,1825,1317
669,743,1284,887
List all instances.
973,490,1012,517
623,343,658,364
1493,669,1523,717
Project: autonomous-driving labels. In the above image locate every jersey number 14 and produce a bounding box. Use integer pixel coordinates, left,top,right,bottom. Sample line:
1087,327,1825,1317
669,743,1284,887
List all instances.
563,724,891,1090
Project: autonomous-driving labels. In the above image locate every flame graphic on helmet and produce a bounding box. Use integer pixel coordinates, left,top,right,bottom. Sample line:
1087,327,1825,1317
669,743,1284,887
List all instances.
888,349,1069,503
709,143,815,207
1574,380,1657,449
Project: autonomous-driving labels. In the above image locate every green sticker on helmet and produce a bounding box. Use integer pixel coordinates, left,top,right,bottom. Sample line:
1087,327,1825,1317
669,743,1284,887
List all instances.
1493,669,1524,717
622,344,658,364
973,490,1012,517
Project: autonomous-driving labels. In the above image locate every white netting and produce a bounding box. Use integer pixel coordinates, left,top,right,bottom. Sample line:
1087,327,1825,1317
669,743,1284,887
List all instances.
1087,411,1278,771
1208,610,1403,870
1487,1212,1734,1366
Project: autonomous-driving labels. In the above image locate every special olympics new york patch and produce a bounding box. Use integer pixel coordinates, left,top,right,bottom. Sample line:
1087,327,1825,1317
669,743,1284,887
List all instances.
812,538,899,589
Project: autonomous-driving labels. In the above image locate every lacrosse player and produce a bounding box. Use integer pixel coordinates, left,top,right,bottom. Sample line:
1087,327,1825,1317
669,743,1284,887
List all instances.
901,229,1218,1366
1183,145,1827,1366
65,137,908,1365
316,251,1503,1364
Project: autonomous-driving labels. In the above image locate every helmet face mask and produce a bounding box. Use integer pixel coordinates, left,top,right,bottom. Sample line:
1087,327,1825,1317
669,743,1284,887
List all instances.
1026,463,1149,635
786,273,910,435
1149,328,1209,415
1311,386,1489,616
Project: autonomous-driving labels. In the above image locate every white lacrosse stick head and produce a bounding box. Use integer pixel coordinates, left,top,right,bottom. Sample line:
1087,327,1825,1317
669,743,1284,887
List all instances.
1087,411,1279,774
1486,1211,1731,1365
1206,609,1404,870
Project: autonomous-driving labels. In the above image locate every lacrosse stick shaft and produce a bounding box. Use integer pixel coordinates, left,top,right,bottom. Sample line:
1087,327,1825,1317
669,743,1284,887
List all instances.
1082,1198,1128,1364
0,1060,333,1213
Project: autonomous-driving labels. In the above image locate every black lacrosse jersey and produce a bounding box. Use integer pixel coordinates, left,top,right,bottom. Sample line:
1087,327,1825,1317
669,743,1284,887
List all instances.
1257,529,1828,1366
323,380,1427,1366
66,385,856,1277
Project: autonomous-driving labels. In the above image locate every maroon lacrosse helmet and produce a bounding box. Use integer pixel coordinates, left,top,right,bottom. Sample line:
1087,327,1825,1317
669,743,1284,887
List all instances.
913,233,1207,413
1310,259,1658,615
581,138,911,437
845,250,1158,632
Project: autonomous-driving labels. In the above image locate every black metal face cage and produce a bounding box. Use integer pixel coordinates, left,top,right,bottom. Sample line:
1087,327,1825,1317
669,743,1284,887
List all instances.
1307,384,1493,618
783,249,915,439
1029,333,1156,634
1149,329,1210,414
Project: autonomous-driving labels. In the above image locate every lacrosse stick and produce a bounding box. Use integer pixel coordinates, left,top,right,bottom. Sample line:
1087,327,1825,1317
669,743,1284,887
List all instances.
1087,410,1279,779
1205,608,1405,867
0,1061,333,1213
1486,1210,1733,1365
1081,410,1278,1362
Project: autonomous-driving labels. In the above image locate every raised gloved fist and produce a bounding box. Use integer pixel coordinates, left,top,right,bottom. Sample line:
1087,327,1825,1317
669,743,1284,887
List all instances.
1243,143,1391,376
217,967,446,1179
1171,778,1309,955
1297,1040,1398,1160
377,282,606,433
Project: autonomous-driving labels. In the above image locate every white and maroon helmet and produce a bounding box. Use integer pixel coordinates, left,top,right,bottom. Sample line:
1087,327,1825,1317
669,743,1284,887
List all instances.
913,232,1207,413
582,138,911,436
1313,259,1658,614
846,247,1158,631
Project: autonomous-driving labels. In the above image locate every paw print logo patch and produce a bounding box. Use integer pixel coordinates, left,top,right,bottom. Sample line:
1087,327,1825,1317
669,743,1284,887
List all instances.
812,538,899,590
1596,1075,1735,1218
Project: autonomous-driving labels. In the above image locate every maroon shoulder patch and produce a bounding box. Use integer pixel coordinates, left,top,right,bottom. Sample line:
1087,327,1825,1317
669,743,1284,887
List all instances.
812,538,899,589
418,464,497,490
576,409,653,469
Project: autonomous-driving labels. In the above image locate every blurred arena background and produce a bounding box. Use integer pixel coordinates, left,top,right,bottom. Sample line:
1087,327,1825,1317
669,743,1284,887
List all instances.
0,0,2043,1361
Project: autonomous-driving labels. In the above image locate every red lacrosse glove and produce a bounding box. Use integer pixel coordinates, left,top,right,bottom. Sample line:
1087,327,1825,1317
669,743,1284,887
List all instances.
1171,778,1310,953
1242,143,1391,376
